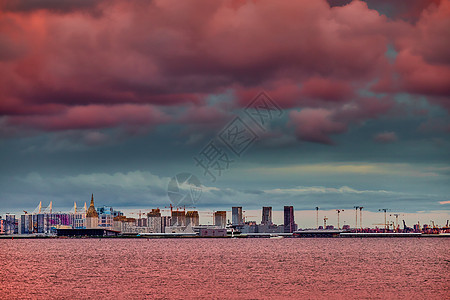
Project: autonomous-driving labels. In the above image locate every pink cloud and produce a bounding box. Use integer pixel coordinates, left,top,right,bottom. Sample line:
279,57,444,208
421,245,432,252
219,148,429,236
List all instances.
7,104,169,131
289,96,394,144
374,131,398,143
289,109,347,145
0,0,448,140
300,77,353,103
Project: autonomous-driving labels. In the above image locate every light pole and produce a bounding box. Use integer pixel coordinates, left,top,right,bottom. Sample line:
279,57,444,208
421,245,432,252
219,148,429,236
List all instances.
336,209,344,229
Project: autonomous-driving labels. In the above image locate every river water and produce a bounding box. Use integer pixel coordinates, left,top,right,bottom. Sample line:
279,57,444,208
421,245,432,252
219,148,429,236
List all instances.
0,238,448,299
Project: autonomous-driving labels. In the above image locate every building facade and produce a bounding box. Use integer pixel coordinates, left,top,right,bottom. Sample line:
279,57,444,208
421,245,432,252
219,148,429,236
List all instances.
284,206,296,233
147,209,162,233
232,207,243,226
186,211,200,227
98,206,122,228
262,207,273,225
214,211,227,228
86,194,99,229
171,210,186,227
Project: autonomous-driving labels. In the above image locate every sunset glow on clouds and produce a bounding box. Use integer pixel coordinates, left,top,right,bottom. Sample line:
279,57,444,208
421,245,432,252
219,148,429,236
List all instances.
1,0,449,142
0,0,449,218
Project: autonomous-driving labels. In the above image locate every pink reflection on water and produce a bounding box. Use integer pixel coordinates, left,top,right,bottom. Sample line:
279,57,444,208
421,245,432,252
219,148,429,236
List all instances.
0,238,448,299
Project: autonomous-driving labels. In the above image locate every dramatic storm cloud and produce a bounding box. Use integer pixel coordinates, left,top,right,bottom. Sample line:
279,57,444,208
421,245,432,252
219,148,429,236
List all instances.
0,0,449,222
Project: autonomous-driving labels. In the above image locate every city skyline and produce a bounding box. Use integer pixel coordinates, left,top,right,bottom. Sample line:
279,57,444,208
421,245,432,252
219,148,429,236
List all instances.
1,1,448,298
2,197,448,230
1,0,449,220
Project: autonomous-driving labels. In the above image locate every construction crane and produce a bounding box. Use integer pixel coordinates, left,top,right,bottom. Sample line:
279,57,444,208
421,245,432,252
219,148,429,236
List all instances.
430,220,437,229
390,214,400,232
335,209,344,229
354,206,360,230
379,208,389,231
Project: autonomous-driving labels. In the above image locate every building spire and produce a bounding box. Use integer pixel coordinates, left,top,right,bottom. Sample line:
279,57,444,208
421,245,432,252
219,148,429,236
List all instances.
91,194,94,206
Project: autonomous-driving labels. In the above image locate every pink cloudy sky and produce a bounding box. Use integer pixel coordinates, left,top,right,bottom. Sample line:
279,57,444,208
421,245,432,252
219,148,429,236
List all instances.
1,0,449,141
0,0,449,221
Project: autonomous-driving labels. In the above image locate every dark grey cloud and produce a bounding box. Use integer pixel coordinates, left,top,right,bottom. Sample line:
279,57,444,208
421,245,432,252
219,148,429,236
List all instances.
0,0,104,14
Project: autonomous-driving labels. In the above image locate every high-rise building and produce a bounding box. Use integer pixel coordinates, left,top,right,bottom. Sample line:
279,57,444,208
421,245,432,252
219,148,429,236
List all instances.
5,215,18,234
161,216,171,232
147,209,162,233
32,214,45,233
232,207,243,226
284,206,295,233
73,213,86,229
171,210,186,226
20,214,33,234
86,194,99,229
261,207,272,225
186,211,200,227
98,206,122,228
214,211,227,228
44,213,73,233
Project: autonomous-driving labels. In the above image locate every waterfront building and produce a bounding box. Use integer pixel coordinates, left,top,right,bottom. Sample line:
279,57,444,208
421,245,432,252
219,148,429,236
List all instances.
98,206,122,228
186,211,200,227
161,216,171,232
164,224,195,234
86,194,99,229
113,216,136,233
232,207,243,226
262,207,273,225
147,209,162,233
137,217,147,227
5,215,18,234
284,206,296,233
171,210,186,227
32,214,45,233
257,223,284,233
73,213,86,229
44,213,73,233
240,221,258,233
214,211,227,228
20,214,33,234
199,228,227,237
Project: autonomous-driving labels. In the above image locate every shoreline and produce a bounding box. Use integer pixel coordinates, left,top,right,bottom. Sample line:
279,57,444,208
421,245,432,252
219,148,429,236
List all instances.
1,233,449,239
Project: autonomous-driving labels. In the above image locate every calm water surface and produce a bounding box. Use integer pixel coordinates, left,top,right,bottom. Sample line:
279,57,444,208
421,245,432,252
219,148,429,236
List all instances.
0,238,448,299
